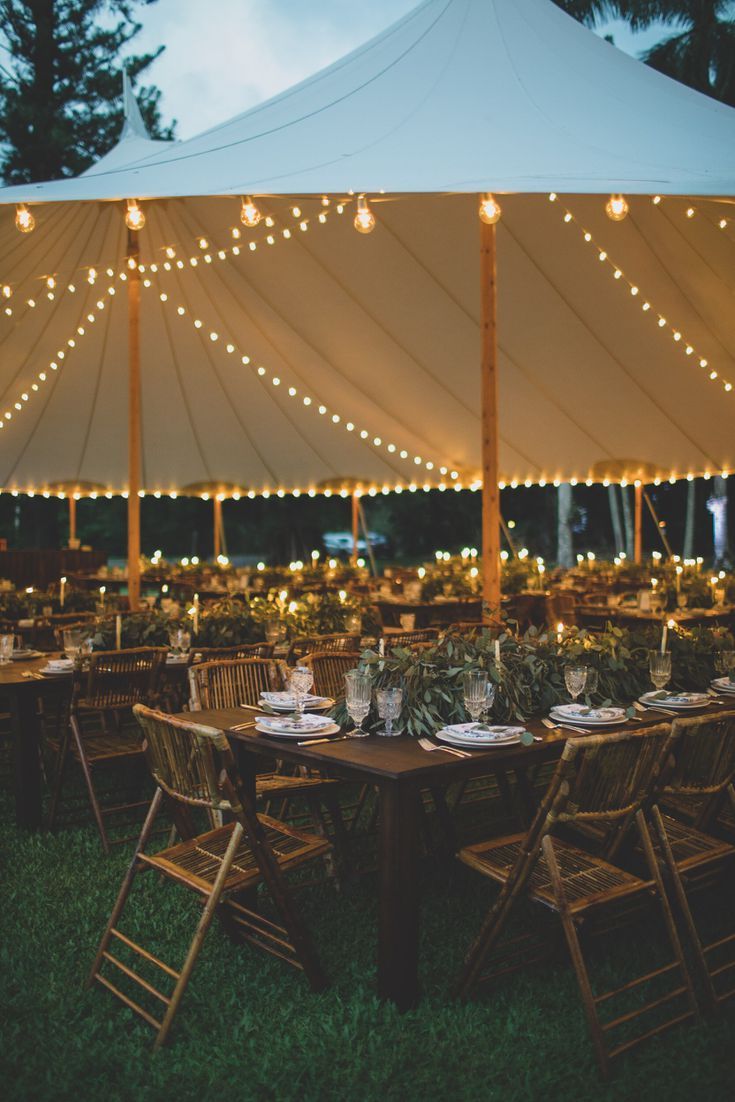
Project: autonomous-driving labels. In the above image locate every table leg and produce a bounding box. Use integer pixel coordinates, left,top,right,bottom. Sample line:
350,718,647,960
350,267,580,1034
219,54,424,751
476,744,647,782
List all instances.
12,686,43,830
377,780,420,1010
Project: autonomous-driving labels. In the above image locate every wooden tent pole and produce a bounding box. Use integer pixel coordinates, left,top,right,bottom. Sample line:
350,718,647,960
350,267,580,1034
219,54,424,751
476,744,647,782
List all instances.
480,216,501,619
213,497,222,561
634,482,643,564
127,228,142,611
68,495,76,546
351,491,359,566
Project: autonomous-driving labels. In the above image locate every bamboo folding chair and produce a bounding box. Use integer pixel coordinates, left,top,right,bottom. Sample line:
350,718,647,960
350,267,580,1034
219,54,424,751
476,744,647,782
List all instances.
646,711,735,1012
286,632,361,665
47,647,166,853
454,724,698,1077
189,658,349,877
303,651,361,703
88,705,329,1048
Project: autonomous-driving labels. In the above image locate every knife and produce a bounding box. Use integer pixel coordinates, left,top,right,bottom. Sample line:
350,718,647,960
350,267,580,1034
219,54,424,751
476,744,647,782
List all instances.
298,735,351,746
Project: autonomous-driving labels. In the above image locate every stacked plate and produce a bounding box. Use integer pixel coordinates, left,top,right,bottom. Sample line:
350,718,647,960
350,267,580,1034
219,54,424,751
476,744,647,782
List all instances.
40,658,74,676
259,691,333,712
639,691,710,711
166,653,190,665
711,677,735,696
255,713,340,739
436,723,527,748
11,649,42,661
549,704,626,728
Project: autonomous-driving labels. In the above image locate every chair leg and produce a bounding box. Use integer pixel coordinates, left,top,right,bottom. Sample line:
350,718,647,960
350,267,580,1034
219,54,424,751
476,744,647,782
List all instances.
635,810,700,1022
648,804,719,1014
322,791,352,879
542,835,610,1077
87,788,164,988
349,784,371,832
154,821,245,1049
70,715,110,854
305,794,340,888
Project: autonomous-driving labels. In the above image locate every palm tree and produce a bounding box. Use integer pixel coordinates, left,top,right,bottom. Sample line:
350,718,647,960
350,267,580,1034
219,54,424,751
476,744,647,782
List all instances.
554,1,735,107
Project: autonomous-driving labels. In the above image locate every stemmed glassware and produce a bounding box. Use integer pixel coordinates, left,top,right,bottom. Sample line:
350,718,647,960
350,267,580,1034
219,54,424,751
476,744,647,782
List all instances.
649,650,672,691
376,687,403,737
288,665,314,727
715,650,735,681
564,665,588,704
463,670,489,725
265,619,286,647
344,669,372,737
584,667,599,701
0,634,13,665
63,627,91,660
168,627,191,655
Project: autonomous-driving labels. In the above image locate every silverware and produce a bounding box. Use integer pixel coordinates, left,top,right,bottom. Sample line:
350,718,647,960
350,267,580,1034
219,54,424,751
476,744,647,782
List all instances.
298,735,351,746
229,722,256,732
634,702,678,716
417,737,470,758
542,718,592,734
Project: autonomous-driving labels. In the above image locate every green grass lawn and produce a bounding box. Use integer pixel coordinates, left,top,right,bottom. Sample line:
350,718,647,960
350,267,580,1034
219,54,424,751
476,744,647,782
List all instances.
2,778,734,1102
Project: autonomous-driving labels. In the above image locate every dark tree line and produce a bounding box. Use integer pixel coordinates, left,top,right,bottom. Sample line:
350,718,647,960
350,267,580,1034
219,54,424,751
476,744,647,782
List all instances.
0,0,174,183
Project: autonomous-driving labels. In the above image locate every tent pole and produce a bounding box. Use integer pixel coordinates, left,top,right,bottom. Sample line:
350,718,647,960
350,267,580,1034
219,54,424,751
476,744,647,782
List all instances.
480,216,501,620
643,489,674,558
351,491,359,566
68,495,76,547
634,482,643,564
127,228,142,612
213,497,222,561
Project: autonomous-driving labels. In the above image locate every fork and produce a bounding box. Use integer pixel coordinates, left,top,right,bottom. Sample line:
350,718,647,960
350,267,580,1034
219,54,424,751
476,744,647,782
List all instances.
417,737,470,759
542,718,592,734
634,702,677,717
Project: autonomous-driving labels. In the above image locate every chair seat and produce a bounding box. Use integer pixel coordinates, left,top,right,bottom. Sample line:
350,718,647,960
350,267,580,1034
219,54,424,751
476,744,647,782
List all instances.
459,834,648,914
657,813,735,871
140,817,331,896
256,771,340,796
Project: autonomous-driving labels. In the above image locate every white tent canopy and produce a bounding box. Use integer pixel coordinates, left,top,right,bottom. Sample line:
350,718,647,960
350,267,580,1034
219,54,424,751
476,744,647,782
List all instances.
0,0,733,498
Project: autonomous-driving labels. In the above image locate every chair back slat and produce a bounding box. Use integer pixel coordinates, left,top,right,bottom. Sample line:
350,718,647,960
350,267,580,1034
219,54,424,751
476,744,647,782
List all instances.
192,642,274,662
305,651,361,702
73,647,166,711
286,633,360,665
382,628,439,648
189,657,279,711
665,711,735,796
134,703,235,810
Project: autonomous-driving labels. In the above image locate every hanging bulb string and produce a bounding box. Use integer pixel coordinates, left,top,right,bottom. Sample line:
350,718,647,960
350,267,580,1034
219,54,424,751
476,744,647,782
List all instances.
549,194,733,396
650,194,735,240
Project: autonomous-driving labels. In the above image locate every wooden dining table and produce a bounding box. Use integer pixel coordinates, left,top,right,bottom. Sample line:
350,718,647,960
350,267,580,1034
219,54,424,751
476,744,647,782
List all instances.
171,700,733,1012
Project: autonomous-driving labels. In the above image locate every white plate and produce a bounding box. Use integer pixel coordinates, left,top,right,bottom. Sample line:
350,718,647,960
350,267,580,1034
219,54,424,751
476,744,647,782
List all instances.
166,653,190,665
254,720,341,740
256,713,333,736
259,694,334,712
40,665,73,676
639,691,709,710
12,650,43,661
436,723,526,748
711,678,735,694
550,704,626,726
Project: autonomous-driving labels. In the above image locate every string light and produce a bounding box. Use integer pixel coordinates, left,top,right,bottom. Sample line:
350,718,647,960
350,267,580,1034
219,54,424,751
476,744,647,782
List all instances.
15,204,35,234
605,194,629,222
479,193,502,225
353,196,376,234
554,198,733,396
240,196,262,228
124,199,145,231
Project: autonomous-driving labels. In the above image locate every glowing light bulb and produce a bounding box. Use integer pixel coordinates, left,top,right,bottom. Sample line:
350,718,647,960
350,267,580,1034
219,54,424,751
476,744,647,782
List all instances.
354,196,376,234
605,194,629,222
124,199,145,231
15,204,35,233
479,192,502,225
240,196,262,228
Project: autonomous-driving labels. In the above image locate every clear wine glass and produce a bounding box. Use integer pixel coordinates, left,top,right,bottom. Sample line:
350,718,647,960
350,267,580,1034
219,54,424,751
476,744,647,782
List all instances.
289,665,314,727
584,667,599,700
345,669,372,737
63,627,86,659
649,650,672,692
463,669,489,727
265,619,285,646
0,634,14,665
715,650,735,680
376,687,403,737
168,627,191,655
564,665,588,703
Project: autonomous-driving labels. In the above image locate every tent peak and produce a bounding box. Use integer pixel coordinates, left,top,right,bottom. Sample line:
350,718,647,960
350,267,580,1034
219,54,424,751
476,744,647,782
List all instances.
119,68,151,143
